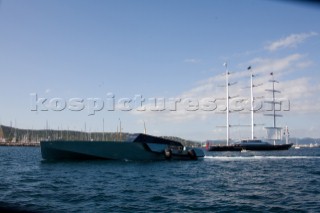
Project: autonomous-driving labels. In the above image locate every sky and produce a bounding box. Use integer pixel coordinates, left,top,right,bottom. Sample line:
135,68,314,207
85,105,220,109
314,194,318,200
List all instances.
0,0,319,141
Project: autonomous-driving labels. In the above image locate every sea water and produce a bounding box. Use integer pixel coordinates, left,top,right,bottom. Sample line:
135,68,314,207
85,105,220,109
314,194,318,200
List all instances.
0,146,319,212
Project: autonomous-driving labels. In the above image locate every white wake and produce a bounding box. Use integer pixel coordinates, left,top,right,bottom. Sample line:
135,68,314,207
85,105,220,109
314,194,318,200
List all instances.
204,155,320,161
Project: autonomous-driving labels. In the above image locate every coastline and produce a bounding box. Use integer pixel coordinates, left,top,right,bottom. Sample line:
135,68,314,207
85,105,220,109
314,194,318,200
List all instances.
0,142,40,147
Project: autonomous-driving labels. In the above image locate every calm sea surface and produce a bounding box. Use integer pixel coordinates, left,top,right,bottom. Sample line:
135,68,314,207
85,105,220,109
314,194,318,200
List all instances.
0,146,319,213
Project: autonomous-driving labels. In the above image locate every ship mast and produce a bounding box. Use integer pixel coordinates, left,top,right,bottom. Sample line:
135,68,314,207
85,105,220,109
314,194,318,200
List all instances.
248,66,263,140
222,62,237,146
249,66,254,140
271,73,276,128
264,72,282,145
224,63,230,146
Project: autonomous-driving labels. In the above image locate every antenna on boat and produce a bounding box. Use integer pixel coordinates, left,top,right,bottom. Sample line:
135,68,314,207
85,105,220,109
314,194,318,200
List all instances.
116,125,118,141
84,122,87,140
143,120,147,134
284,125,289,144
46,120,48,140
14,119,17,142
102,118,105,141
67,126,69,141
118,118,122,141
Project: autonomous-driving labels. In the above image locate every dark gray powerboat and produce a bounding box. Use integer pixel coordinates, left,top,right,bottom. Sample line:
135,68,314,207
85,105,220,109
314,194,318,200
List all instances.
40,133,204,161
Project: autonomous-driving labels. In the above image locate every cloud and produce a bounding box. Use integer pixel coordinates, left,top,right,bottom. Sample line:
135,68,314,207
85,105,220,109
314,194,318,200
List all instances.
127,32,318,139
130,52,317,124
248,54,306,75
265,32,318,51
129,51,319,140
129,30,318,138
241,55,320,114
281,78,320,113
184,58,201,63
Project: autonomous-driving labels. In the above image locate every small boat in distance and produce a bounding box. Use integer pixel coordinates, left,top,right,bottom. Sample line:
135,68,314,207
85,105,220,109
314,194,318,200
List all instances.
294,144,301,149
41,133,204,161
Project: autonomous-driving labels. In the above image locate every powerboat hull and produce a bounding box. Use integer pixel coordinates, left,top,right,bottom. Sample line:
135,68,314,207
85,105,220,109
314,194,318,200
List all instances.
41,141,158,161
240,143,293,151
207,143,293,151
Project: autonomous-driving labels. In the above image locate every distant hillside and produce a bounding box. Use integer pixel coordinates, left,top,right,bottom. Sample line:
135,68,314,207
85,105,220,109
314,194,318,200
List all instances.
206,137,320,146
0,125,201,147
161,136,201,147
